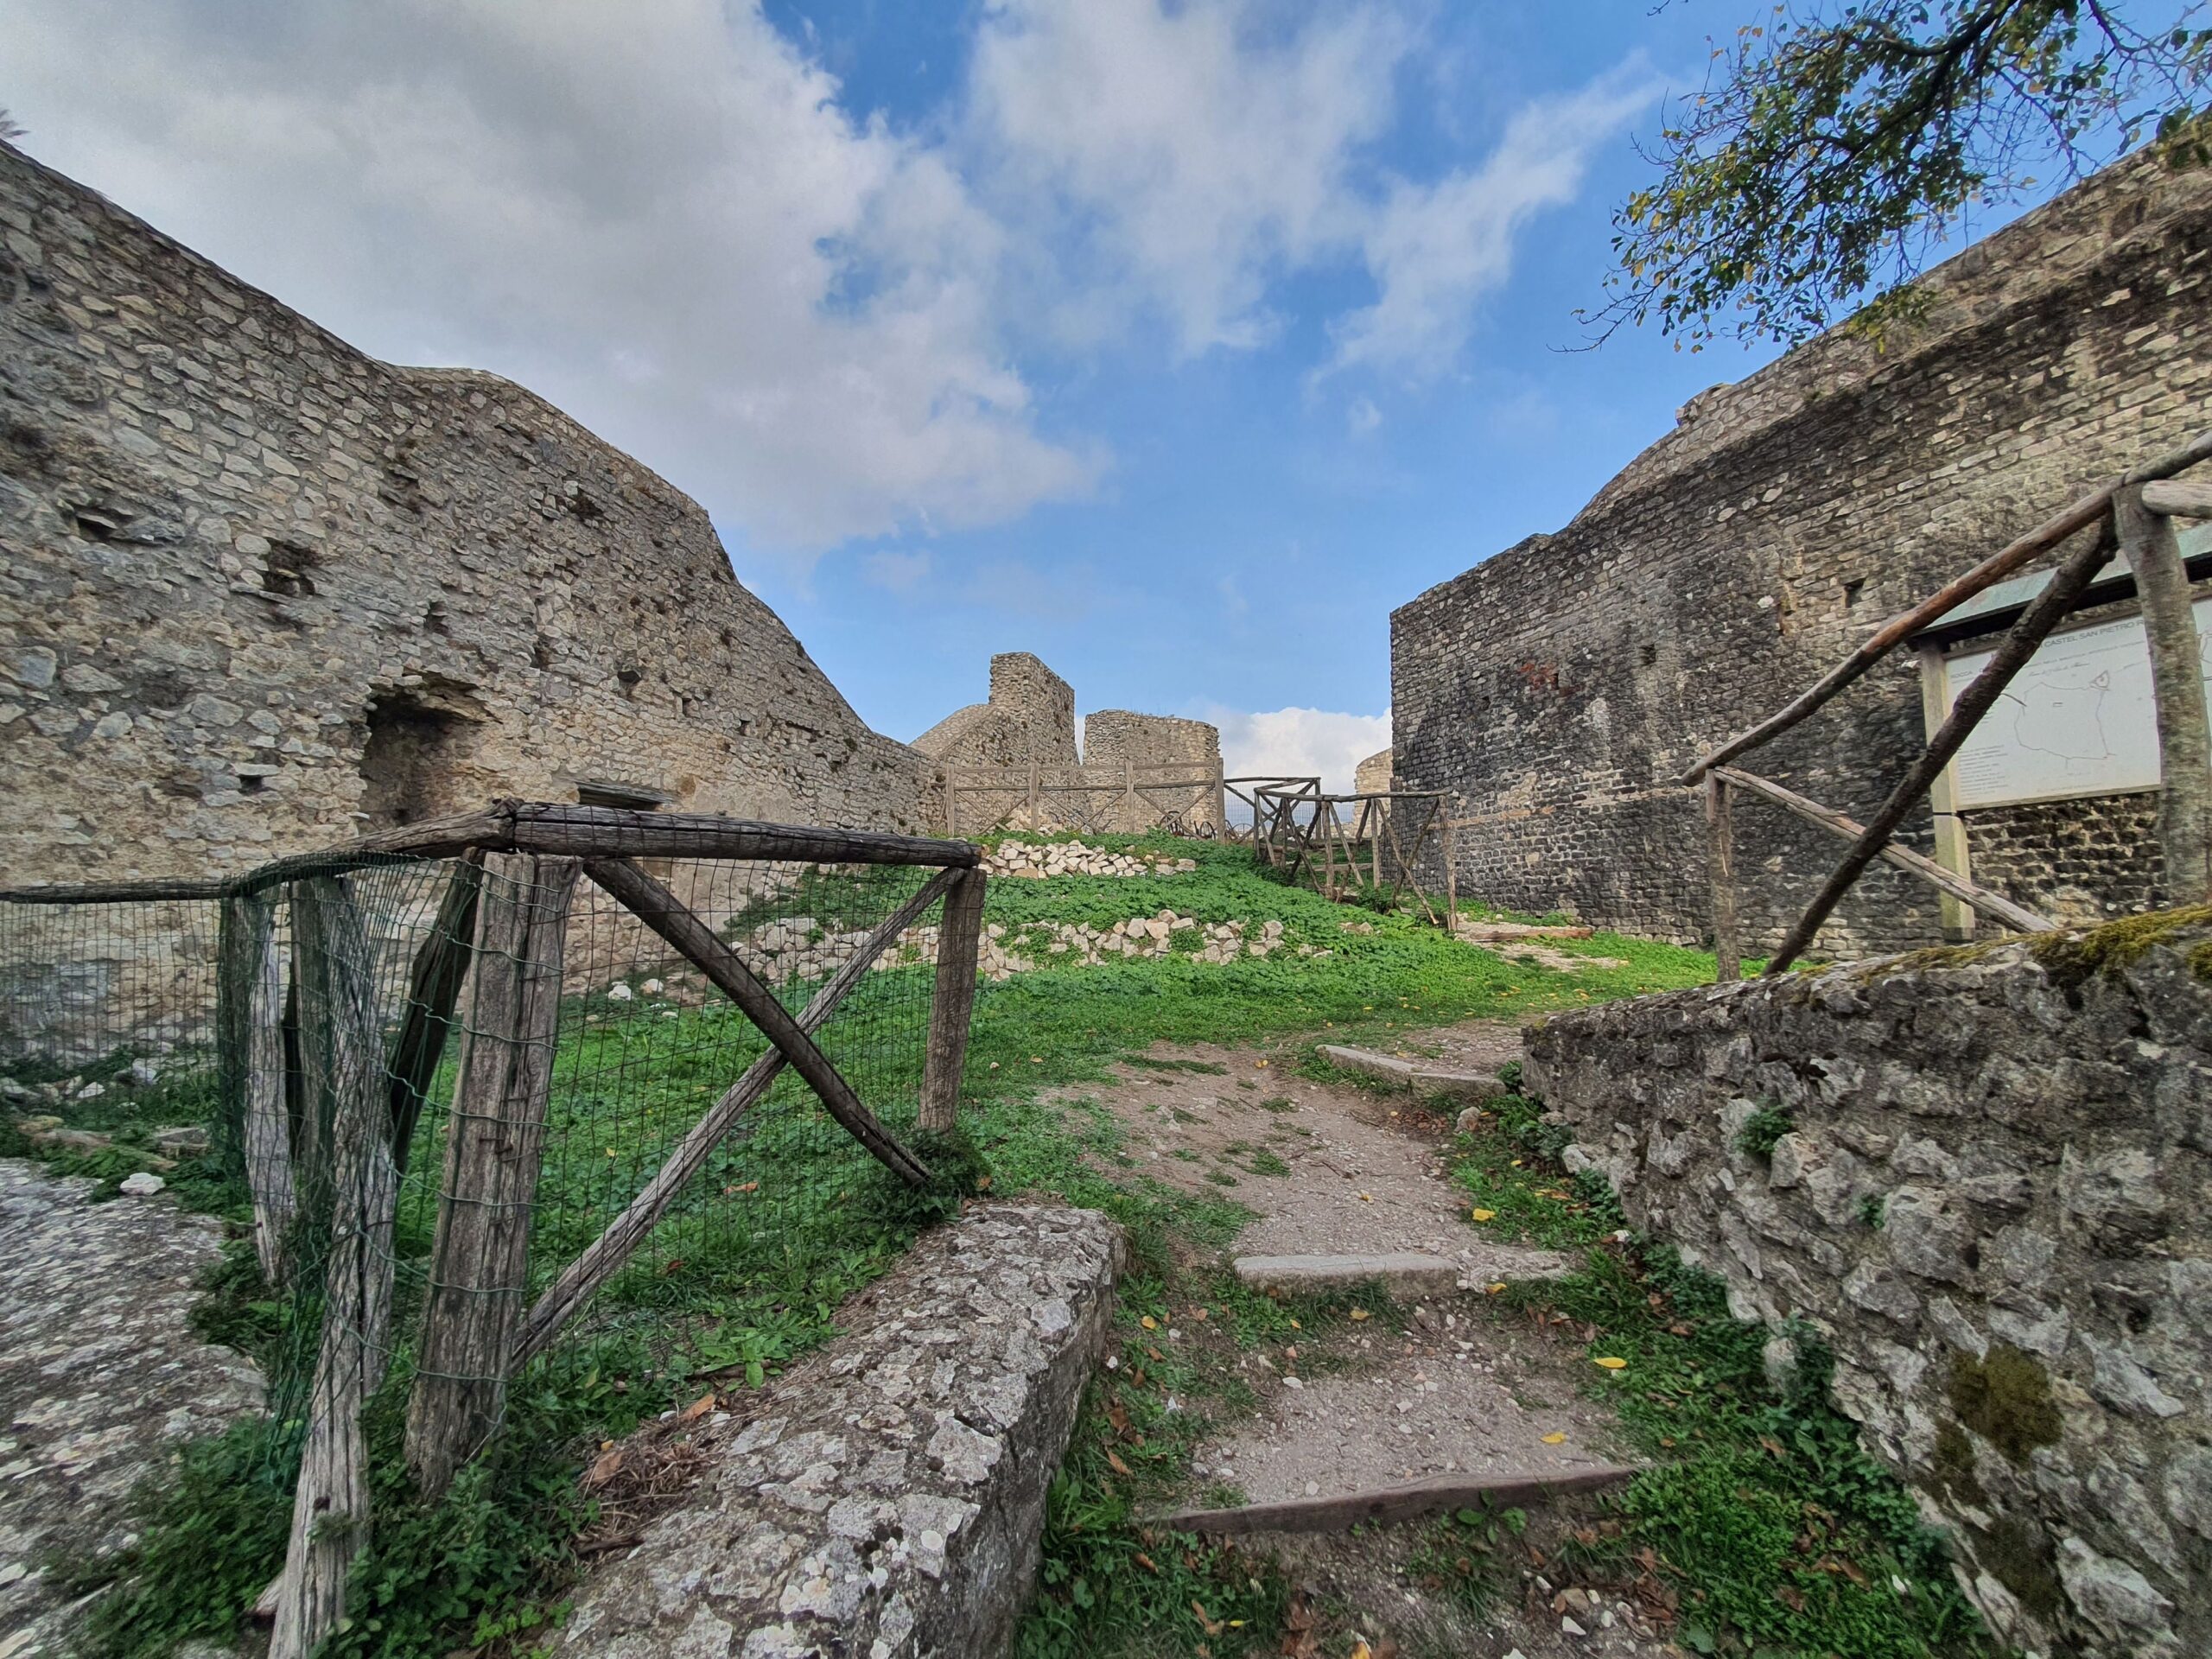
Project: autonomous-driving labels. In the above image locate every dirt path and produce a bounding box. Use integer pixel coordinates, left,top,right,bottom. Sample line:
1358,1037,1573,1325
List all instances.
1057,1026,1679,1658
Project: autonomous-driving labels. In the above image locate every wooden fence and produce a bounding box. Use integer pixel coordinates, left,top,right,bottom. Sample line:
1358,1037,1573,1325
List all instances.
943,758,1227,838
0,800,986,1657
1249,782,1455,925
1685,427,2212,978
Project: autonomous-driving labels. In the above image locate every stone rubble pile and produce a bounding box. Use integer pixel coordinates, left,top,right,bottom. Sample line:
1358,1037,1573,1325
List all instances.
982,839,1198,879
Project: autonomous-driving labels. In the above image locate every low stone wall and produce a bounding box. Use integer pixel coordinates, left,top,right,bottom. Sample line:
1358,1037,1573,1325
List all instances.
1525,920,2211,1659
551,1203,1124,1659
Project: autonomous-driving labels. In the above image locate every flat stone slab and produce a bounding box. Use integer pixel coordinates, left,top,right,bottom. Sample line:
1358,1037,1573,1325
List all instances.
1316,1046,1505,1102
0,1158,264,1656
1154,1464,1637,1536
552,1202,1124,1659
1234,1252,1460,1300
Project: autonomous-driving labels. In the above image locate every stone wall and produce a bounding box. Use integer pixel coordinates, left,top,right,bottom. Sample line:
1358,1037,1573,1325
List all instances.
915,653,1223,834
551,1202,1124,1659
1390,155,2212,955
0,142,931,895
1525,919,2212,1658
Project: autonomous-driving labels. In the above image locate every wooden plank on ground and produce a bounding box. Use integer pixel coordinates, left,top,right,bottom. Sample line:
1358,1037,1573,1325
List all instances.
1153,1465,1639,1536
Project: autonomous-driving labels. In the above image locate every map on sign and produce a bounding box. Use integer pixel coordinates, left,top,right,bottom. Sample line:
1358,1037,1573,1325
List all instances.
1943,597,2212,808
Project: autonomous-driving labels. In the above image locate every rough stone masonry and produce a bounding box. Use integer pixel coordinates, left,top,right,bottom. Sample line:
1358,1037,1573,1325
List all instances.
1528,918,2212,1658
551,1203,1125,1659
1391,153,2212,957
0,141,932,895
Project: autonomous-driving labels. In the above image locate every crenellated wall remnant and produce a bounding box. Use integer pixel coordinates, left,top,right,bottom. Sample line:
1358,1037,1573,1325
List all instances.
1526,916,2212,1658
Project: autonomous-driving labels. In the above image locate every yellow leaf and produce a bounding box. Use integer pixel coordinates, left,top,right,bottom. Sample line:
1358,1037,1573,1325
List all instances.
1470,1208,1496,1223
1352,1643,1373,1659
1541,1432,1567,1445
1141,1315,1158,1331
1357,1192,1374,1203
1350,1308,1370,1321
1487,1282,1507,1294
1107,1450,1133,1477
1594,1356,1629,1370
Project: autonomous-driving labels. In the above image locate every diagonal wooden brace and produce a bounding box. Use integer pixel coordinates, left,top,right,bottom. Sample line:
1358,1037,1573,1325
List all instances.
584,857,934,1187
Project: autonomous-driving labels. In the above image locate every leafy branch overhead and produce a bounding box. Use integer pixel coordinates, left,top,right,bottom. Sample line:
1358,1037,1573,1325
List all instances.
1590,1,2212,348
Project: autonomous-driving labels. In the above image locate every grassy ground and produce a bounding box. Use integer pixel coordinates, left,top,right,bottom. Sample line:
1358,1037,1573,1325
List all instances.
3,832,1974,1657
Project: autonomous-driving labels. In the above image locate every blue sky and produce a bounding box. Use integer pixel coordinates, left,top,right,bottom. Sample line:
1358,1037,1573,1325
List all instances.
4,1,2058,785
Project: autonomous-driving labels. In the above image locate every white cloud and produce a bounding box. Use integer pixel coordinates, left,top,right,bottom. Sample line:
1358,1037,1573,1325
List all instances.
1346,396,1383,434
1323,66,1657,381
2,0,1098,556
969,0,1408,355
861,550,933,593
1205,704,1390,801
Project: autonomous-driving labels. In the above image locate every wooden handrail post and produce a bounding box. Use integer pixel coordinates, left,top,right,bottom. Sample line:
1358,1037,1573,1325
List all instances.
1706,774,1741,982
920,867,988,1133
218,890,296,1285
1915,647,1976,941
2121,485,2212,902
404,855,580,1499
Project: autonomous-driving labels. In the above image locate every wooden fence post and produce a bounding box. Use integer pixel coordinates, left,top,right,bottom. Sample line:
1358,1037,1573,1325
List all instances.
272,877,400,1659
385,853,483,1173
404,855,580,1499
1213,761,1227,834
1706,774,1741,983
920,867,988,1133
1915,646,1977,941
218,891,297,1284
2120,485,2212,902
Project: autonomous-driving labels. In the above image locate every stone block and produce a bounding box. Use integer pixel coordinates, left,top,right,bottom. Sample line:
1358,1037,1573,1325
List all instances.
1232,1252,1461,1301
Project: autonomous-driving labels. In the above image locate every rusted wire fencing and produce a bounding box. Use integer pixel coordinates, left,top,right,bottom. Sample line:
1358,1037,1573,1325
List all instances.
0,803,984,1656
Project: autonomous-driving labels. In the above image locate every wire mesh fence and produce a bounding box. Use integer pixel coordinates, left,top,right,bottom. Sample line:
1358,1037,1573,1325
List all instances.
0,804,983,1655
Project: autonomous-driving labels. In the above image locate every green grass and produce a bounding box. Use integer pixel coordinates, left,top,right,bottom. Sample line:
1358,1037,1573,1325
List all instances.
10,831,1763,1658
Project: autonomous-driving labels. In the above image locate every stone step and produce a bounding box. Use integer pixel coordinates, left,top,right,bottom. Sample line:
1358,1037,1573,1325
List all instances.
1233,1251,1460,1300
1315,1044,1505,1102
1151,1464,1639,1537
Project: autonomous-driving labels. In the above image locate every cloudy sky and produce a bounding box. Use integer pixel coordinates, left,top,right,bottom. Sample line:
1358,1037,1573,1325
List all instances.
2,0,1821,789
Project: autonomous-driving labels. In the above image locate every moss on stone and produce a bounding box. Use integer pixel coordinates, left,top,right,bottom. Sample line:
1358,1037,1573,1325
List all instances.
1969,1514,2064,1620
1842,938,2012,984
2028,903,2212,989
1948,1344,2063,1466
1931,1418,1986,1508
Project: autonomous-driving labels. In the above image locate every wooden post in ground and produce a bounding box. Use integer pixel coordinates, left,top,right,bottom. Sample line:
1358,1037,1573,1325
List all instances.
1915,647,1976,941
920,867,988,1134
404,855,580,1499
1705,773,1740,982
272,877,400,1659
1213,761,1227,835
1443,819,1459,937
1027,756,1040,828
218,891,296,1284
385,853,483,1173
2120,485,2212,902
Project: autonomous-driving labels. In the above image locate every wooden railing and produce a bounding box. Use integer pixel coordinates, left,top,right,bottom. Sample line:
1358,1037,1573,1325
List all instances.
1249,783,1455,925
1687,428,2212,977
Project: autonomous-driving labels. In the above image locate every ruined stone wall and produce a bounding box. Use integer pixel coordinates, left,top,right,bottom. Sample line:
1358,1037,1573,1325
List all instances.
914,652,1077,771
1527,924,2212,1659
0,142,930,895
1080,709,1224,831
1390,155,2212,954
1354,747,1394,797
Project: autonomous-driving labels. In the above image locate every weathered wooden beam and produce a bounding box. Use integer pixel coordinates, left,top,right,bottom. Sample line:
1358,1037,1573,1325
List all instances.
1683,427,2212,785
1715,767,2054,936
219,891,296,1285
1705,774,1741,982
1153,1465,1639,1537
384,853,484,1173
404,855,580,1499
512,865,962,1368
1764,525,2115,974
2142,478,2212,518
583,857,932,1187
919,867,988,1134
271,877,400,1659
2120,485,2212,902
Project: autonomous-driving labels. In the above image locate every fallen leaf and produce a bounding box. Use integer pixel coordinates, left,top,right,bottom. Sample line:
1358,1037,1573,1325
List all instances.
1141,1315,1159,1331
1594,1356,1629,1370
976,1175,993,1191
1190,1306,1208,1320
1192,1599,1224,1636
1541,1432,1567,1445
1349,1308,1370,1321
1107,1400,1132,1433
1470,1208,1496,1223
1255,1059,1268,1068
1357,1192,1374,1203
1487,1282,1507,1294
1134,1551,1157,1573
680,1391,715,1422
1147,1346,1164,1361
584,1447,625,1487
1107,1451,1134,1477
